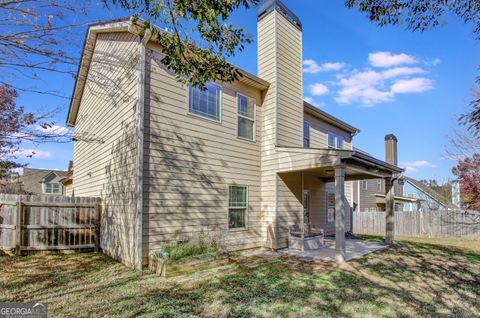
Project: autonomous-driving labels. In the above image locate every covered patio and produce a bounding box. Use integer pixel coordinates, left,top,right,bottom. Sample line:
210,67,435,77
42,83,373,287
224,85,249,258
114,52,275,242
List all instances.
279,238,388,262
276,146,403,262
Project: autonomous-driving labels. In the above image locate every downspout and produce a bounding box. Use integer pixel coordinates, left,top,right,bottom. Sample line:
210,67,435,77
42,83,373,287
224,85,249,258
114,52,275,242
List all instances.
133,27,151,271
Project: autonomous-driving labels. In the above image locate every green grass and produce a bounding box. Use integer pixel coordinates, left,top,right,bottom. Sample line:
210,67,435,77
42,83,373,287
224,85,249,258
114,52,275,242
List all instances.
1,237,479,317
162,241,218,261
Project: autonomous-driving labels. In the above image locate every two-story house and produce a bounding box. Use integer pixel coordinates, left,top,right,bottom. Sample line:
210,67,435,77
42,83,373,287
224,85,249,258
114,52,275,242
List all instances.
67,0,403,269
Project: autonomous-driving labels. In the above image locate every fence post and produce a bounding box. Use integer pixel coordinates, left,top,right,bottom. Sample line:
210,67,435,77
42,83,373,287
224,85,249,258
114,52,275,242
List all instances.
94,201,101,252
15,199,22,255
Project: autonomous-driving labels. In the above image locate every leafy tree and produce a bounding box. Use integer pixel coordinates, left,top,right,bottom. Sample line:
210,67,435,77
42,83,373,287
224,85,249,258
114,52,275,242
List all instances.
345,0,480,135
452,153,480,210
105,0,260,87
0,83,35,177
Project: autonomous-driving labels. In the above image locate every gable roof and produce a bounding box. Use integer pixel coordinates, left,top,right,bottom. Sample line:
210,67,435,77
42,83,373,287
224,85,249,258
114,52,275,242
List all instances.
67,17,270,126
403,176,453,209
21,168,67,194
304,101,360,135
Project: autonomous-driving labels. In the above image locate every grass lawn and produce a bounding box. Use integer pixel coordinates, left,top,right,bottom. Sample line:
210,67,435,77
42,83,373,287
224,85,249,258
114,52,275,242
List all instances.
1,237,479,317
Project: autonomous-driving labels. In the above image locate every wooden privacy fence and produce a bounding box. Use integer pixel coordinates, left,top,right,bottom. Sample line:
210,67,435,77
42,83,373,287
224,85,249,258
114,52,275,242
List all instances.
0,194,101,254
353,210,480,239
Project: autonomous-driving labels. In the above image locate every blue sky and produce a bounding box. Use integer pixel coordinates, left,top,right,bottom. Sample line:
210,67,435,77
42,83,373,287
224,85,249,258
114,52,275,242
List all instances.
12,1,479,182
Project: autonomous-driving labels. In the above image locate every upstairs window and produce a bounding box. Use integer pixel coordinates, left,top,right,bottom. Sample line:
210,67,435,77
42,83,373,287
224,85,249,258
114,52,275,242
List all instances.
228,186,248,229
361,180,368,190
377,180,383,192
45,183,60,194
328,132,345,149
188,82,221,121
237,94,255,140
303,121,310,148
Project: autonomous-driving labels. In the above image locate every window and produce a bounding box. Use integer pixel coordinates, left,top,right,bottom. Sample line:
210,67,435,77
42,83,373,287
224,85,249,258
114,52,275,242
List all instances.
188,82,221,121
228,186,248,229
377,180,383,192
327,192,335,222
237,94,255,140
361,180,368,190
45,183,60,194
328,132,344,149
303,121,310,148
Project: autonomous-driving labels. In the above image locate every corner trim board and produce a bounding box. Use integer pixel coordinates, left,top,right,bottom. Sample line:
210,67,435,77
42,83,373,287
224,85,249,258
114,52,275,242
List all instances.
134,29,151,271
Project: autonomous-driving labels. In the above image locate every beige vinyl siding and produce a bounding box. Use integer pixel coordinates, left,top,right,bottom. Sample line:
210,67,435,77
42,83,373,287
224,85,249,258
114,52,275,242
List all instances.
258,10,280,248
142,45,264,263
258,9,304,249
72,32,139,267
303,112,354,234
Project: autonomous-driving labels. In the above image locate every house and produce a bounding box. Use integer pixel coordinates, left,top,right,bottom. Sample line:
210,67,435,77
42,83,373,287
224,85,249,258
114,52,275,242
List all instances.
20,168,67,195
59,161,74,197
67,0,403,269
402,177,453,211
0,172,22,194
353,134,419,212
353,134,453,212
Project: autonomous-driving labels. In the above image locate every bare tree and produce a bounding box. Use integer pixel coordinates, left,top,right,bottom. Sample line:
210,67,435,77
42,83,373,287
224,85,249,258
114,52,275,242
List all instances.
0,0,90,97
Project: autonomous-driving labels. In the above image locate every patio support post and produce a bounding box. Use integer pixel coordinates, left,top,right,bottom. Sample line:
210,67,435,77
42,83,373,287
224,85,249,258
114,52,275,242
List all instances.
385,177,395,244
335,165,346,263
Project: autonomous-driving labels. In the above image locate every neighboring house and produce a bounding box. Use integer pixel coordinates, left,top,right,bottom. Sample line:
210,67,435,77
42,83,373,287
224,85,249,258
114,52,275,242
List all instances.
353,134,419,212
451,180,461,208
21,168,67,195
59,161,74,197
0,172,22,194
67,0,403,269
402,177,453,211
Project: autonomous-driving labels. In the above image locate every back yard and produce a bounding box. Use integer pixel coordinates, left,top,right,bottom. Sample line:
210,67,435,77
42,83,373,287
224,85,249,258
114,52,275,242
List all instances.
1,237,479,317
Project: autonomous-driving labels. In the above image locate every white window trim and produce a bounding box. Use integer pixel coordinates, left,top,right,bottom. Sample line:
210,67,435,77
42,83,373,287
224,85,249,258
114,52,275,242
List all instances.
186,82,223,123
327,131,345,150
361,180,368,190
44,182,60,194
326,191,335,223
236,93,256,142
227,184,249,231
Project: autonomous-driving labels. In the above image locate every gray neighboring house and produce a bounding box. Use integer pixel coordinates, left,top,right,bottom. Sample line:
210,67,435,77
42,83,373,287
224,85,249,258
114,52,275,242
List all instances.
20,168,68,195
402,177,453,211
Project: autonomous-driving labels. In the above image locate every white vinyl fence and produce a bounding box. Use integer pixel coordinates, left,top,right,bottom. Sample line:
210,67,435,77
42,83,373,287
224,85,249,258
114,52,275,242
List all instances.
353,210,480,239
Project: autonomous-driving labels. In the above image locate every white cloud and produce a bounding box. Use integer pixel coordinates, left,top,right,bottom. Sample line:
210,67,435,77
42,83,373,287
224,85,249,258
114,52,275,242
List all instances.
400,160,437,168
304,97,315,104
12,149,52,159
303,59,346,73
400,160,438,174
390,77,434,94
334,65,433,105
36,125,71,136
369,51,418,68
404,166,418,173
309,83,329,96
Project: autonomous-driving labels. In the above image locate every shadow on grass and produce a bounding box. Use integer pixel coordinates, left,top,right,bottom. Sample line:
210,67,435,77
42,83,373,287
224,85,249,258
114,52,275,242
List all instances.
1,242,479,317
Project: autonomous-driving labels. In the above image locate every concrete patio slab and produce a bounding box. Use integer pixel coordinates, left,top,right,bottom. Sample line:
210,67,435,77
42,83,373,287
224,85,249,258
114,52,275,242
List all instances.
278,238,388,262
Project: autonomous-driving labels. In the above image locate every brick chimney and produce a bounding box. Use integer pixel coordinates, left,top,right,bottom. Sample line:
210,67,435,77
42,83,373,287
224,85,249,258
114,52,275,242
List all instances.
385,134,398,166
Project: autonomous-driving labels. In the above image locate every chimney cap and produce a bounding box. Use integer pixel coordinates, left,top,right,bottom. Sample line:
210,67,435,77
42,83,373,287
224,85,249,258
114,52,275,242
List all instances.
385,134,397,142
258,0,302,30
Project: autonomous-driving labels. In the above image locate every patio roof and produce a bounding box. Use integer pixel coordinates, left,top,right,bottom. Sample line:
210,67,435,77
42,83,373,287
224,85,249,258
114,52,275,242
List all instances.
276,146,403,180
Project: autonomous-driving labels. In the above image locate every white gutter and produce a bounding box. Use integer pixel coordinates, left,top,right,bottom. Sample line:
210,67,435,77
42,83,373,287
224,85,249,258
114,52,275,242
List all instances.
133,25,151,271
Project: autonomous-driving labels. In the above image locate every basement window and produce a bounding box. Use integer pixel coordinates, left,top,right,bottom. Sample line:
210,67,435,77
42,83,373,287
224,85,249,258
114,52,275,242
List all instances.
228,185,248,229
237,94,255,141
188,82,221,121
